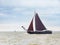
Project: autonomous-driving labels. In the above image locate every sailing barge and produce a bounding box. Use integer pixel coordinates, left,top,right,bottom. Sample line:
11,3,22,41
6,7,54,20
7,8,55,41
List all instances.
22,12,52,34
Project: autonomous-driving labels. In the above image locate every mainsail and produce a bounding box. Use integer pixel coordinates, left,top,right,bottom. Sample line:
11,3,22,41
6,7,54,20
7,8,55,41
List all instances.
35,13,46,31
27,18,33,32
27,13,46,32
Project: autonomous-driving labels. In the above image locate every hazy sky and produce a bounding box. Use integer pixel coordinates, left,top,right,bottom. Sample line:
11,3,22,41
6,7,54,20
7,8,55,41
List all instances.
0,0,60,31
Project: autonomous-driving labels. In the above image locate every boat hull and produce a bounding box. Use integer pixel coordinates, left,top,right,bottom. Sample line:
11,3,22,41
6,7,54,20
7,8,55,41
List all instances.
27,30,52,34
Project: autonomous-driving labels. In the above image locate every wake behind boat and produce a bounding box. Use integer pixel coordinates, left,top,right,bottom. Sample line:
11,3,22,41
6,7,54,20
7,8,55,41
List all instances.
22,12,52,34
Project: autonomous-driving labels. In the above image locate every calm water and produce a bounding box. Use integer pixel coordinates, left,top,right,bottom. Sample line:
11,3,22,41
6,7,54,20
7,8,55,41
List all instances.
0,31,60,45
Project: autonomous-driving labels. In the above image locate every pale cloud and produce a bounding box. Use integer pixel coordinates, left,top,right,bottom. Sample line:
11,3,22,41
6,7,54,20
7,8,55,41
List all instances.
0,13,7,16
20,0,59,7
12,8,26,12
0,24,19,31
0,0,21,7
0,0,60,7
21,11,34,16
47,26,60,31
0,12,16,18
35,7,60,15
0,0,60,15
0,23,60,31
0,13,4,16
0,23,28,31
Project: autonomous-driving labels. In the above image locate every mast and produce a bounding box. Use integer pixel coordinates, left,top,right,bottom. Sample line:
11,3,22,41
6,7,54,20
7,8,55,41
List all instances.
27,18,34,32
35,13,46,31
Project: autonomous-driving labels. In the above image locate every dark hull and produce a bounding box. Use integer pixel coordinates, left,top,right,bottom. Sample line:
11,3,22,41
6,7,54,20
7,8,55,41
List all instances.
27,31,52,34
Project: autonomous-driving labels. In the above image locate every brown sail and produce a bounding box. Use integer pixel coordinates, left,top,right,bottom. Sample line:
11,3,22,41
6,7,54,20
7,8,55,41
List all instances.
35,13,46,31
27,18,33,32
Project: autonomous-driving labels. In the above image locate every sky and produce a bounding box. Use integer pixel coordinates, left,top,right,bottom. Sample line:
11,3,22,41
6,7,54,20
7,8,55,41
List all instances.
0,0,60,31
